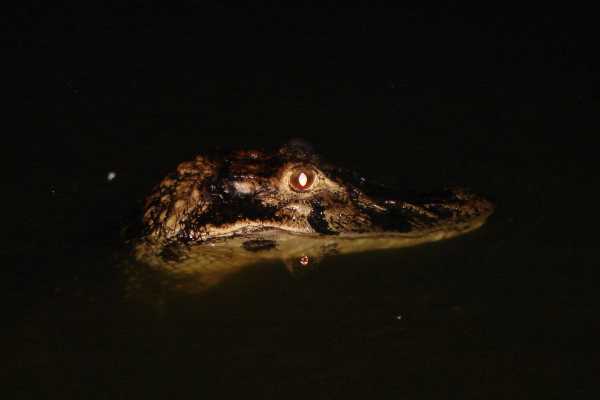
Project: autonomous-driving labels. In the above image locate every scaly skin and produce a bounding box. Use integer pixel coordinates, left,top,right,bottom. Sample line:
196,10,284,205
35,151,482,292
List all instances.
133,142,494,287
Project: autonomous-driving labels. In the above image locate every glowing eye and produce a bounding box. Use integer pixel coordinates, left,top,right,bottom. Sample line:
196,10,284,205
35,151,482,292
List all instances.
298,172,308,187
289,168,316,192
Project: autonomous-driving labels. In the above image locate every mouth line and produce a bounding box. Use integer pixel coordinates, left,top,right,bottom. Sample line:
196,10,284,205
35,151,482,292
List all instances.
202,211,492,241
202,221,312,239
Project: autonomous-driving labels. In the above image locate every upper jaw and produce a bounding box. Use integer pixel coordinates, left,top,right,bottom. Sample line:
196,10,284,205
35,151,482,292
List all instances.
216,188,493,239
358,186,495,234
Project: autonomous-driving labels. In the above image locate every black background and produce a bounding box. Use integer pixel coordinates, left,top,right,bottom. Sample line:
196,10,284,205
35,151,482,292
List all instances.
5,3,599,399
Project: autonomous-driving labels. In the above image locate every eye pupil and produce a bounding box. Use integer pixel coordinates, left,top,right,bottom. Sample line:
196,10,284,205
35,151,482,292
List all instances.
289,168,316,192
298,172,308,187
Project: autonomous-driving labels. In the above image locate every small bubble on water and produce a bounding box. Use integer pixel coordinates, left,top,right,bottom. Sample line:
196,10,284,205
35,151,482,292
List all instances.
107,171,117,182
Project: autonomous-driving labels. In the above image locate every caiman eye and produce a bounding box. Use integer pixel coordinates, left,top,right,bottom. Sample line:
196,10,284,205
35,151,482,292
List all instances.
289,168,316,192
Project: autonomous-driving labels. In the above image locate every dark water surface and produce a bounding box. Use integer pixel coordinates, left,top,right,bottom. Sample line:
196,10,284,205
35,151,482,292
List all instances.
6,8,599,399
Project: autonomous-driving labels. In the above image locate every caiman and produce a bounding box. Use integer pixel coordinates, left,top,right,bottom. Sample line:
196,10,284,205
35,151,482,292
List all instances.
133,142,494,288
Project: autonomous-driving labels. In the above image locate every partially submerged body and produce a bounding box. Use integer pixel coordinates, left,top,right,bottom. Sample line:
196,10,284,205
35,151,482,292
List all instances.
133,142,494,287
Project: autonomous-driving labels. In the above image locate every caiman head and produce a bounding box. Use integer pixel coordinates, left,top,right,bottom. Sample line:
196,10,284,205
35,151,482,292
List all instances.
135,142,494,278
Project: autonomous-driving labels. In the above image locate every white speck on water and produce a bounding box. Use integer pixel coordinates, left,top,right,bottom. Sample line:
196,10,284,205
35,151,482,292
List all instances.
396,315,403,320
107,171,117,182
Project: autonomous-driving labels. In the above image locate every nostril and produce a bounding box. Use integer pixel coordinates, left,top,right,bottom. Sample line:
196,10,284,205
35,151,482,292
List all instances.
481,198,496,214
448,187,472,200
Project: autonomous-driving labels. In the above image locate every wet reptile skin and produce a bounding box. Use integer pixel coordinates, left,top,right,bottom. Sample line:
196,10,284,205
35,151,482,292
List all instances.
133,142,494,285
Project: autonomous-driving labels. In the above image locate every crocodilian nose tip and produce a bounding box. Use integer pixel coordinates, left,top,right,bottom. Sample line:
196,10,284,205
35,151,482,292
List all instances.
480,197,496,215
446,187,495,217
467,192,495,217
